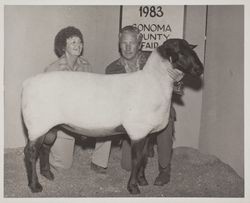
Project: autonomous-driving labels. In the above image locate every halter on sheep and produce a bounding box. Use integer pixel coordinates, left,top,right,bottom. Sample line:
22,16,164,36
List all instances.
22,38,203,194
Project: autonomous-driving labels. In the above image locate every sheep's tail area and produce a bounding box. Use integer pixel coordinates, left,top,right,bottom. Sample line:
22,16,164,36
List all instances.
21,78,35,142
21,77,51,142
21,78,30,141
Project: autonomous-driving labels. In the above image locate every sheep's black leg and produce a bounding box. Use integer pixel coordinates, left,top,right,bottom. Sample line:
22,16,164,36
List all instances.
137,136,149,186
39,129,57,180
146,135,155,158
39,143,54,180
24,144,32,187
127,137,146,194
24,140,43,193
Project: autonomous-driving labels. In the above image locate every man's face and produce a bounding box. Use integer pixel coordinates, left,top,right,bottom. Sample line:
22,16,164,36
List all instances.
65,36,83,56
120,32,141,60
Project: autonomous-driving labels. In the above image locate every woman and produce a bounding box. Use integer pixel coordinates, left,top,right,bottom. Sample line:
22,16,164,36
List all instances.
45,26,92,169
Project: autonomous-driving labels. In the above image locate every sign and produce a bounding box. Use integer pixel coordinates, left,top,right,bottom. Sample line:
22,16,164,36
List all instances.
121,5,185,51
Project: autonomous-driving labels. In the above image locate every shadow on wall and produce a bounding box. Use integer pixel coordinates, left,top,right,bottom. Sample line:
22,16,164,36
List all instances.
173,74,203,106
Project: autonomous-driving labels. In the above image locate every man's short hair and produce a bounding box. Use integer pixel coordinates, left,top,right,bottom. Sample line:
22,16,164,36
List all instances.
119,25,143,44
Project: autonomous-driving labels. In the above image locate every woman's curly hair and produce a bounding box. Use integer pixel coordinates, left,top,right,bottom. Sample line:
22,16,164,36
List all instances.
54,26,83,58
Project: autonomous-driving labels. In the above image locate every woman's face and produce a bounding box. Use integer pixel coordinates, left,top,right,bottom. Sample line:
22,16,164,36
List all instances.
65,36,83,56
120,32,141,60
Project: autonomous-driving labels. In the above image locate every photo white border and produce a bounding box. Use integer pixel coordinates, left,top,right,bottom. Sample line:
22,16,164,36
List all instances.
0,0,249,203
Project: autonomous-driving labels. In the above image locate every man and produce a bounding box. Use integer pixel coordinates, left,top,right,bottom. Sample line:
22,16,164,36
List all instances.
93,25,184,186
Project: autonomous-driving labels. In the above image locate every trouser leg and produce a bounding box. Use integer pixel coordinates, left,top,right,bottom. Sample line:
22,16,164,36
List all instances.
49,130,75,169
157,120,174,168
154,120,174,186
92,140,112,168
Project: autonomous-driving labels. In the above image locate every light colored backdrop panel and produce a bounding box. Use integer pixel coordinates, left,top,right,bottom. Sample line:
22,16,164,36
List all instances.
173,5,206,148
122,6,184,51
4,6,120,148
199,5,244,177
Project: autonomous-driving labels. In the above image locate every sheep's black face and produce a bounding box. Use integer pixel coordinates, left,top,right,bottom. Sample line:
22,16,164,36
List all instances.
157,38,204,77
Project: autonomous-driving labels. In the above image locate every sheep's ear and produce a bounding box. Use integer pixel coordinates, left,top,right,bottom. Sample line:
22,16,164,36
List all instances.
189,44,197,49
157,44,179,62
169,52,178,63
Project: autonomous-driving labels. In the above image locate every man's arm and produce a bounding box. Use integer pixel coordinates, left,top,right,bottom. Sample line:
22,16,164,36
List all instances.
105,60,126,75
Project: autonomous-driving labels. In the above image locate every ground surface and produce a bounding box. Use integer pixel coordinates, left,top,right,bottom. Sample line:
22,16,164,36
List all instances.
4,141,244,197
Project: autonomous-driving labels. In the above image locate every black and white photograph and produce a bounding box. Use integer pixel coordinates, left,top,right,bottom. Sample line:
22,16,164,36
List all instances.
1,0,248,201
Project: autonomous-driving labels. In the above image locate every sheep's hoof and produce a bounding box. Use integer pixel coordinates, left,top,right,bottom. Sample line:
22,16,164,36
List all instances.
41,170,54,180
127,183,140,194
138,177,148,186
29,182,43,193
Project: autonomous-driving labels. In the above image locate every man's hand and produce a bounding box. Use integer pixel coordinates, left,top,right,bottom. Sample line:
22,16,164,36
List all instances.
173,81,184,95
168,68,184,82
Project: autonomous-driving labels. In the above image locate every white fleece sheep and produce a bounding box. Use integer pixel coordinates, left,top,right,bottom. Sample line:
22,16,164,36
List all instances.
21,49,174,141
21,38,204,195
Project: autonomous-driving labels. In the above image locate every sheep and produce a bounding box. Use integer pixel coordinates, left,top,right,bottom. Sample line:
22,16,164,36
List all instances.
21,38,204,194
